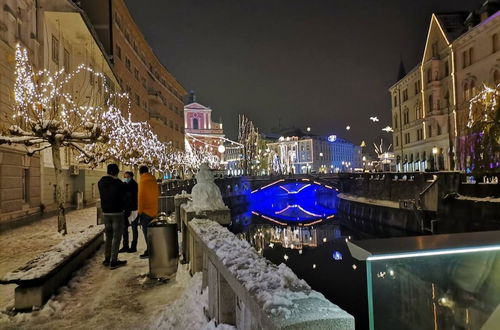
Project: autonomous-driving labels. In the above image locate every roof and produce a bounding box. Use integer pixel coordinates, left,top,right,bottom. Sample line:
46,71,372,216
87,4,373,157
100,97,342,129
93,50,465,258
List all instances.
434,12,469,42
184,102,211,111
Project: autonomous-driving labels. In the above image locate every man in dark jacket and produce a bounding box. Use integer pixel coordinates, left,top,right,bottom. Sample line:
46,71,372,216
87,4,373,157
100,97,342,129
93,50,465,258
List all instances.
120,171,138,253
98,164,127,269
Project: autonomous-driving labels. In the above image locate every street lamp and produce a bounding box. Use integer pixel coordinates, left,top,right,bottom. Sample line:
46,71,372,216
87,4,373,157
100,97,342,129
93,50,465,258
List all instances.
432,147,439,171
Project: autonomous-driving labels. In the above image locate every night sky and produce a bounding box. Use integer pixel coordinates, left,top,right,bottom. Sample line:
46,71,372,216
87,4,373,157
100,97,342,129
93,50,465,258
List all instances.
126,0,483,146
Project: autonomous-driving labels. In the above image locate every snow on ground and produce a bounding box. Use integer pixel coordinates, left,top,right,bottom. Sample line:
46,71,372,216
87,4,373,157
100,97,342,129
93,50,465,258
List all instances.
0,207,227,330
2,225,104,282
0,207,98,309
337,193,400,208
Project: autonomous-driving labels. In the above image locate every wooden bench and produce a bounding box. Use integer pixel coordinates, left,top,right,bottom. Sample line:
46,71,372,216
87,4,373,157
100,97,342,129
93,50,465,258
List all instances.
0,225,104,311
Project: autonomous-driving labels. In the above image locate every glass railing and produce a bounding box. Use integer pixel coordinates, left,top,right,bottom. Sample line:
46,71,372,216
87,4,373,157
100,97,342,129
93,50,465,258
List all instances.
348,231,500,330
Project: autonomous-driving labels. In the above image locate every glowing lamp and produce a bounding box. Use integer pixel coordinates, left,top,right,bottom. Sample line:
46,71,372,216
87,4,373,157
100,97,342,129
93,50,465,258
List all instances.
328,135,337,142
218,145,225,153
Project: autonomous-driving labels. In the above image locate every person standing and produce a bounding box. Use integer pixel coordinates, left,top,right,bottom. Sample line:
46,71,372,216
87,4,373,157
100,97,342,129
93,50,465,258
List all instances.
98,164,127,269
119,171,138,253
138,165,159,258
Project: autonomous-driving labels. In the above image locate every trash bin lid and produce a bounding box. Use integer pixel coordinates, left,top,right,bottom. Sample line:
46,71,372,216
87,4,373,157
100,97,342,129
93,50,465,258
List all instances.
149,215,176,227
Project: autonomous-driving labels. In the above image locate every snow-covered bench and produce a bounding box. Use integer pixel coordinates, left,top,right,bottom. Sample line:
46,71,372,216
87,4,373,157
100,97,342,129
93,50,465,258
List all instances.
0,225,104,311
188,219,355,330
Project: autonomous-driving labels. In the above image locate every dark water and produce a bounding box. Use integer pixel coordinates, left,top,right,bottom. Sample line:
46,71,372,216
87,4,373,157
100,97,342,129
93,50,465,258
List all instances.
227,181,409,330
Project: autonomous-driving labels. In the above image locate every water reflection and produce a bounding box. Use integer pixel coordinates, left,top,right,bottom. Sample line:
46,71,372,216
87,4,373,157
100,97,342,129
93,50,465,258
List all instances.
249,180,337,224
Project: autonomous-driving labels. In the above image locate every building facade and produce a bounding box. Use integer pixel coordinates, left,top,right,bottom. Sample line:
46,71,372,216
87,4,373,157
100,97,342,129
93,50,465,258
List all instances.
0,0,187,224
267,135,362,174
0,0,41,223
184,94,225,162
390,3,500,172
80,0,186,151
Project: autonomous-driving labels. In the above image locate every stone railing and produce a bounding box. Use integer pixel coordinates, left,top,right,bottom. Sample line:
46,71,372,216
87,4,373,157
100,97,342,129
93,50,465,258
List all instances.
187,218,354,330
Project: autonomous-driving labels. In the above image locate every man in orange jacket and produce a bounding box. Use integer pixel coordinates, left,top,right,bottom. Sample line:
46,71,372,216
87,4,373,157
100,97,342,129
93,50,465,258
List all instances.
138,165,159,258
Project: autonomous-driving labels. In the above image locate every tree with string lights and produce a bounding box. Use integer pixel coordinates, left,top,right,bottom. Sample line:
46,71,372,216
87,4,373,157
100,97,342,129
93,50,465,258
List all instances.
0,45,128,234
466,83,500,174
238,114,259,175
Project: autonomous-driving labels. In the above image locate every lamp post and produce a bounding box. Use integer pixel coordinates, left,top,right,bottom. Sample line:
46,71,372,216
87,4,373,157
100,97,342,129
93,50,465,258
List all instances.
432,146,438,172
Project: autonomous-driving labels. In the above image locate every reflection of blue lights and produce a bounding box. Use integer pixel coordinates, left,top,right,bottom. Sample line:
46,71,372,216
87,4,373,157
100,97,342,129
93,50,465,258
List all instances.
249,181,337,223
332,251,343,260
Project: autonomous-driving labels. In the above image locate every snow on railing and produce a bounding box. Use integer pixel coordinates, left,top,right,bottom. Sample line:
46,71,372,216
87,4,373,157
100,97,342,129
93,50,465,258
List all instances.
189,218,354,329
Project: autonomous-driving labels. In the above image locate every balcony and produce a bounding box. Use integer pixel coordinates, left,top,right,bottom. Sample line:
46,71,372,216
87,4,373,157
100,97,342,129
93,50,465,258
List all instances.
148,88,163,104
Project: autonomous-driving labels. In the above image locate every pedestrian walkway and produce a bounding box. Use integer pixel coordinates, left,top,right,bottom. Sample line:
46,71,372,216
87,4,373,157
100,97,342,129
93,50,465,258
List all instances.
0,207,219,330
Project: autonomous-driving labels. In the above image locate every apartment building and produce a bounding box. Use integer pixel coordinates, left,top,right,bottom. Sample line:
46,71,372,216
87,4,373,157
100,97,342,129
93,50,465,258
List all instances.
0,0,41,222
79,0,186,150
390,1,500,171
0,0,119,222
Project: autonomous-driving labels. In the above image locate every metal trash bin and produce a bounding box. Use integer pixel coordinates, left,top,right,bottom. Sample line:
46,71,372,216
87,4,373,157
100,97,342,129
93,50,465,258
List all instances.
147,212,179,279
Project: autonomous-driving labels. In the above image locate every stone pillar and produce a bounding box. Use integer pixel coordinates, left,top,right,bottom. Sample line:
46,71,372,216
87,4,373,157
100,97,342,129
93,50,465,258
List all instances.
207,258,236,325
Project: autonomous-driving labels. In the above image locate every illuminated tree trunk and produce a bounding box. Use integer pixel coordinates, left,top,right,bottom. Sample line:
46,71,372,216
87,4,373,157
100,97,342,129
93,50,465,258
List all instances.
51,143,67,235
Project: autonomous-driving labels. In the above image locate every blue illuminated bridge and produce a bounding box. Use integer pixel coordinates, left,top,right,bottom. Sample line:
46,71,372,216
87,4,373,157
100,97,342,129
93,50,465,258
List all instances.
248,178,339,226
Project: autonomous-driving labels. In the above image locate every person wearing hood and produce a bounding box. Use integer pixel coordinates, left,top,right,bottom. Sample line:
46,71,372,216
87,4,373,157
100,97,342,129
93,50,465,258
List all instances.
98,164,127,269
138,165,159,258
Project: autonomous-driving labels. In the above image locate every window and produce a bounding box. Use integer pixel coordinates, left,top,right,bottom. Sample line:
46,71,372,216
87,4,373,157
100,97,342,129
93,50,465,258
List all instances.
116,45,122,60
403,108,409,125
64,147,69,164
470,80,476,98
395,136,399,147
427,69,432,83
432,42,438,58
437,124,442,135
135,93,140,106
394,114,398,129
428,125,432,138
444,61,449,77
402,89,408,102
125,57,131,71
462,51,468,68
192,118,198,129
393,95,397,107
63,48,70,72
22,168,29,202
463,82,469,101
51,35,59,64
404,133,411,144
417,128,424,141
444,92,450,108
415,105,421,120
97,75,102,93
134,68,139,80
493,34,498,53
89,64,94,85
428,95,433,112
